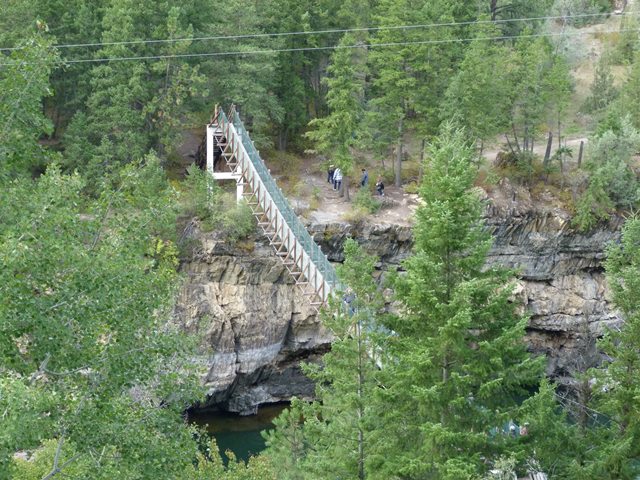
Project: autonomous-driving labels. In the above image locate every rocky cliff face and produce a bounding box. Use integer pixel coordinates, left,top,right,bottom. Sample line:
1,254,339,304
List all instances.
176,196,623,414
485,196,623,383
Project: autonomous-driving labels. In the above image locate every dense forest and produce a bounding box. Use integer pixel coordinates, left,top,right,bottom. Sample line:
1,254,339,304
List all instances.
3,0,640,478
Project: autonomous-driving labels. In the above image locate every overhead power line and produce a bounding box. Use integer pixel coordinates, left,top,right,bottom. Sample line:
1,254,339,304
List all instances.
1,26,637,67
0,10,637,53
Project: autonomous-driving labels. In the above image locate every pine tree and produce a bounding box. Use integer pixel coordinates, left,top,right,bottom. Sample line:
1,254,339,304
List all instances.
570,217,640,479
265,240,386,479
0,30,60,178
377,123,545,478
584,56,618,114
442,23,512,153
306,29,368,201
63,0,206,190
265,0,336,151
367,0,461,187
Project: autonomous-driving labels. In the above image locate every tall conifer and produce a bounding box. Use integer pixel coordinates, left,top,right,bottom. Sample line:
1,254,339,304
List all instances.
378,123,544,478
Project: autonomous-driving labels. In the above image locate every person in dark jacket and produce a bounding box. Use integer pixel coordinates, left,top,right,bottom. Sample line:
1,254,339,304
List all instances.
327,165,335,184
360,168,369,187
375,176,384,196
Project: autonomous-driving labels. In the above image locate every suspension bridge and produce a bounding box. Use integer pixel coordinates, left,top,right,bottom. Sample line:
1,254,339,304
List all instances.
203,105,340,312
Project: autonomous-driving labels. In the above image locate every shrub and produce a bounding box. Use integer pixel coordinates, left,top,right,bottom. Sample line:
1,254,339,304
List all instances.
180,165,256,242
309,186,322,211
180,164,217,222
573,117,640,230
551,0,611,27
343,206,369,224
353,188,381,214
219,199,256,246
405,181,419,194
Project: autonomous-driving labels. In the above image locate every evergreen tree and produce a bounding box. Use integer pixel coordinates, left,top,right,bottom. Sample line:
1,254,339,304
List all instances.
584,56,618,114
63,0,206,189
32,0,108,136
506,36,554,156
0,30,60,178
265,0,336,151
570,216,640,479
306,0,370,200
199,0,283,150
306,30,368,201
616,53,640,130
574,117,640,231
368,0,460,187
442,23,512,153
377,123,545,478
265,240,386,479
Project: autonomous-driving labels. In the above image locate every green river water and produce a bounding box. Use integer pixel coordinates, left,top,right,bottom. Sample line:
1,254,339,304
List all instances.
189,404,288,463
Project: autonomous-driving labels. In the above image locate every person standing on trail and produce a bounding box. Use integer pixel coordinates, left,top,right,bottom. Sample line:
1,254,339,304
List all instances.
375,176,384,196
328,165,335,184
333,167,343,191
360,168,369,187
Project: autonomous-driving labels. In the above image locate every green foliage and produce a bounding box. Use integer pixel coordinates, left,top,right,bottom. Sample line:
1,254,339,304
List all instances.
181,164,220,221
518,380,582,475
266,240,387,480
181,165,256,243
488,0,554,34
353,187,381,214
181,439,278,479
306,28,368,179
201,0,283,150
0,31,60,178
263,399,309,480
615,54,640,130
376,123,546,477
442,23,512,145
0,159,206,479
263,0,339,151
551,0,611,27
583,56,619,113
612,13,640,65
508,36,571,153
0,1,36,46
574,117,640,230
565,217,640,478
62,0,207,190
218,198,256,246
12,439,98,479
0,378,57,477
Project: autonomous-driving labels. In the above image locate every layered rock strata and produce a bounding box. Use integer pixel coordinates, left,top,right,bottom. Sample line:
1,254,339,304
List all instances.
176,200,623,413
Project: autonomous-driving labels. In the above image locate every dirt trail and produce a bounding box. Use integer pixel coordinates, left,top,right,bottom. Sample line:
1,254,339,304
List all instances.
302,168,419,226
482,135,589,165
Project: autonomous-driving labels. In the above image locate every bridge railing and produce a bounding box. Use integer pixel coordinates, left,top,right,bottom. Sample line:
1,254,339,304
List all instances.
218,109,340,293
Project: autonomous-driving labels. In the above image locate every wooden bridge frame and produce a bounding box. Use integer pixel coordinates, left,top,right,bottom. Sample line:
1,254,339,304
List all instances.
205,106,339,311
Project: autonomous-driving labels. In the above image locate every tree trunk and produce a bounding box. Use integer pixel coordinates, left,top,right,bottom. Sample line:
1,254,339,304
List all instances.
490,0,498,20
418,138,426,183
578,140,584,168
504,134,517,156
395,117,403,187
356,320,365,480
342,175,350,201
543,131,553,167
511,124,521,153
557,117,563,156
278,130,288,151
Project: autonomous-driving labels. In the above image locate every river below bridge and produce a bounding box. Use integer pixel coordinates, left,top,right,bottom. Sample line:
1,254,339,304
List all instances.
188,403,288,463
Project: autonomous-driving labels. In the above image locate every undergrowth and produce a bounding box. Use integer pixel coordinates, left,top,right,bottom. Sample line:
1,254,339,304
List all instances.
180,164,256,245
